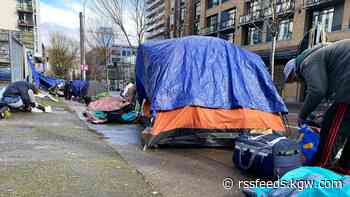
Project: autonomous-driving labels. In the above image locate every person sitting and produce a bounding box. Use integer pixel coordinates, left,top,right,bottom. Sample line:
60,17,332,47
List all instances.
2,81,39,111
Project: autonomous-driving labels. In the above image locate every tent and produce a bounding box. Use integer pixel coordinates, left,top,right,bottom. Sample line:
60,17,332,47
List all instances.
136,36,288,147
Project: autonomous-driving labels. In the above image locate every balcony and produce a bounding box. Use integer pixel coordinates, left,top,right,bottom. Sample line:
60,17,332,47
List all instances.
145,26,167,39
18,20,34,28
146,0,163,12
219,18,235,31
200,24,218,35
17,4,34,13
304,0,334,8
275,2,295,15
239,11,263,25
146,18,166,32
239,3,294,26
146,4,165,18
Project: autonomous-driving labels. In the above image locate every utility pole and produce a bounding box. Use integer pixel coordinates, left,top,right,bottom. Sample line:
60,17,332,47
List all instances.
270,0,277,81
106,47,110,93
79,12,86,80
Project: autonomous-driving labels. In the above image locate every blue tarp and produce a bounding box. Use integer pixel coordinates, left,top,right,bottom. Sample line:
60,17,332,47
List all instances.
70,80,89,97
136,36,288,114
39,74,65,89
28,56,64,89
247,167,350,196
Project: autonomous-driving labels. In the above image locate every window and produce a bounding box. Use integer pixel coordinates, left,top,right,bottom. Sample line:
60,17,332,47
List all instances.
193,1,201,21
312,8,334,32
248,1,262,14
220,9,236,29
180,7,186,22
247,27,262,45
207,0,219,9
276,0,293,14
193,22,199,34
278,19,293,40
207,14,218,32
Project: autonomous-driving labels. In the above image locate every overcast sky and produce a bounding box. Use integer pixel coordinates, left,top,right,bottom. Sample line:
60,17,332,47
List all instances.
40,0,137,46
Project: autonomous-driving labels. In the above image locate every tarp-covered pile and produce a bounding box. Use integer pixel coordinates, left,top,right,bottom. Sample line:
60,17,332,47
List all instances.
136,36,288,147
28,56,64,89
28,56,89,99
83,85,137,124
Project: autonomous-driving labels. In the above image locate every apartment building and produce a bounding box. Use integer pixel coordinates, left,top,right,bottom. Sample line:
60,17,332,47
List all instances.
145,0,170,40
145,0,350,102
0,0,41,83
0,0,41,56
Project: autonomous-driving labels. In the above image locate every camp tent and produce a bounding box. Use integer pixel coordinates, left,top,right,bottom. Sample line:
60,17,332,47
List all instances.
136,36,288,147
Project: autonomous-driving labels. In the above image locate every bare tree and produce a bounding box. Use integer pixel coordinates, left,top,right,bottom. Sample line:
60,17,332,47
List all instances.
86,18,115,62
91,0,131,47
91,0,147,47
47,32,79,79
243,0,296,81
85,19,116,85
130,0,147,46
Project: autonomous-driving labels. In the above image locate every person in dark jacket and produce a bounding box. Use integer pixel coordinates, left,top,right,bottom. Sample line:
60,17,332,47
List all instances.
2,81,38,111
284,39,350,174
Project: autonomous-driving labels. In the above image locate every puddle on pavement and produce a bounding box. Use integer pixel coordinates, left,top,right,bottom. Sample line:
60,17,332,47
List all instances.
91,124,141,146
51,107,69,114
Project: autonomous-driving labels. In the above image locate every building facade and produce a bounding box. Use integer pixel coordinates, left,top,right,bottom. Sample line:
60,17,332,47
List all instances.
0,0,41,83
109,45,137,90
0,0,41,56
145,0,170,40
15,0,41,56
145,0,350,102
86,44,137,90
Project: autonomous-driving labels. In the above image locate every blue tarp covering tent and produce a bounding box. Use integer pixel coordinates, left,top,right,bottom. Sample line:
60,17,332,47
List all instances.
136,36,288,115
70,80,89,97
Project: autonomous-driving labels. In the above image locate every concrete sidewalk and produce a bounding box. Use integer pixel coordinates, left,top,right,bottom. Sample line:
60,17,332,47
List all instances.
0,101,161,197
69,101,252,197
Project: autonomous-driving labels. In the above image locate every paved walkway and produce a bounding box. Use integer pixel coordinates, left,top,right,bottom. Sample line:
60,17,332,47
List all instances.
69,101,252,197
0,101,160,197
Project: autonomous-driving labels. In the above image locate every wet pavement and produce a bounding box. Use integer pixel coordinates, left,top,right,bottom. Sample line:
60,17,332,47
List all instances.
0,100,161,197
69,101,255,197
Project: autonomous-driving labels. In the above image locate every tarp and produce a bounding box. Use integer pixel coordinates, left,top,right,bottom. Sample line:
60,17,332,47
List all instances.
88,96,130,112
28,56,64,89
70,80,89,97
245,167,350,196
40,75,65,89
136,36,288,115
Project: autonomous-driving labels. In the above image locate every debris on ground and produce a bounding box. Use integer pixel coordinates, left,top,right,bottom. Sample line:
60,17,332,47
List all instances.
82,84,138,124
